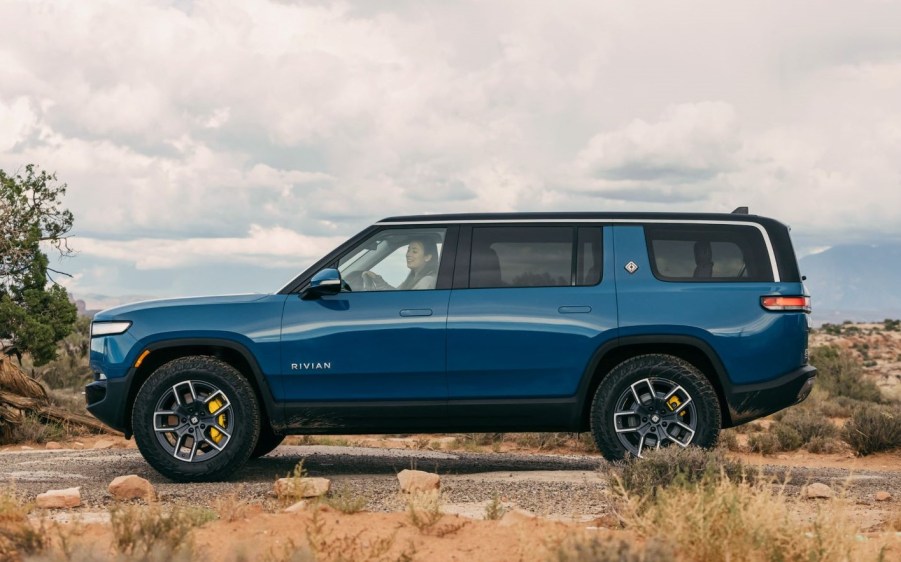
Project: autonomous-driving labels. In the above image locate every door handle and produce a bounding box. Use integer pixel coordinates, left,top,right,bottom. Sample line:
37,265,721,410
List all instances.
399,308,433,317
558,306,592,314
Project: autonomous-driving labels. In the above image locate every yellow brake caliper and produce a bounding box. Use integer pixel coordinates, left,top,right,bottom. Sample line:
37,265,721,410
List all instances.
667,395,687,417
207,398,227,444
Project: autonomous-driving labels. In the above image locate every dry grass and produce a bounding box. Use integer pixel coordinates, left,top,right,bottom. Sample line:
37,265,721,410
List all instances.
212,487,254,523
109,504,215,560
617,476,861,562
843,405,901,455
320,487,368,514
609,447,748,499
0,489,46,561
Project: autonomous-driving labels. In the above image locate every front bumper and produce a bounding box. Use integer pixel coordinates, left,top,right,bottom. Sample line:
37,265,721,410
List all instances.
724,365,817,426
85,371,134,436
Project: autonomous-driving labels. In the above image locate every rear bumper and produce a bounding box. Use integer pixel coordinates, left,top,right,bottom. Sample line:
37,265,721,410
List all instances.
724,365,817,427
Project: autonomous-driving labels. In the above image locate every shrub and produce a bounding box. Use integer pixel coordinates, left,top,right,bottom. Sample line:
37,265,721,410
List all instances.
747,433,779,455
717,429,742,452
0,490,46,561
321,487,368,514
110,504,214,559
773,424,804,451
808,345,882,402
548,535,667,562
884,318,900,332
610,447,747,499
843,406,901,455
619,474,861,562
807,436,843,454
778,407,838,442
484,494,506,521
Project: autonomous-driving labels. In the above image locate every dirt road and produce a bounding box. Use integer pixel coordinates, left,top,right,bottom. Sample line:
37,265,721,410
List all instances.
1,444,899,526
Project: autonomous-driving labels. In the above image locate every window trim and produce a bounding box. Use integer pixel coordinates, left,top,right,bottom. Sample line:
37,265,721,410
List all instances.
381,218,779,282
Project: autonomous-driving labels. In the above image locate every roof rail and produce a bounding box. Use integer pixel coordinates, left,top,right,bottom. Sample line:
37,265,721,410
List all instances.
731,206,749,214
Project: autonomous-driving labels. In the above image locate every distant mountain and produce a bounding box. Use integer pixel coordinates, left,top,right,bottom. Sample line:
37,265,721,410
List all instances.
799,244,901,324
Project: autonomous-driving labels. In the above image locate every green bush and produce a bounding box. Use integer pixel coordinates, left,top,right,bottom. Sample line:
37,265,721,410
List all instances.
808,346,882,402
610,447,747,498
843,406,901,455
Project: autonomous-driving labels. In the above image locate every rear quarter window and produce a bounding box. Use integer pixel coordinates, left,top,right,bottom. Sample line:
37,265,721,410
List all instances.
645,224,774,283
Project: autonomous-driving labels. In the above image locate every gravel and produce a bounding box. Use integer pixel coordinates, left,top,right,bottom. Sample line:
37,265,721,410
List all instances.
1,445,898,520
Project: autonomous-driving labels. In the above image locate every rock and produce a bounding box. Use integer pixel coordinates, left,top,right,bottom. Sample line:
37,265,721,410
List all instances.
45,442,62,450
19,446,34,451
397,469,441,493
92,439,115,450
109,475,155,501
875,491,892,502
72,442,85,450
274,477,331,498
36,487,81,509
802,483,834,499
499,508,537,527
283,500,308,513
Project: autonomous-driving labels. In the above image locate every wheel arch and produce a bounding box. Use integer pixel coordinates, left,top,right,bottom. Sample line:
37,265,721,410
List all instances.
577,335,734,431
124,338,280,438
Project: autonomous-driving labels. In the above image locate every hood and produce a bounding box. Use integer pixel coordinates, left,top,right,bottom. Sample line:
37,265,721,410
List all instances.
94,294,270,320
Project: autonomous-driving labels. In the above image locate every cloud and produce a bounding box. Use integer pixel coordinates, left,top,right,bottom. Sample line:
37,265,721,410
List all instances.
577,102,740,184
3,0,901,298
75,225,346,270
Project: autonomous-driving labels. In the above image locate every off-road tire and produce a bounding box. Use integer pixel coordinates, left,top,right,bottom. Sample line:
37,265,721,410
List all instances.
250,423,285,459
132,355,261,482
590,354,721,460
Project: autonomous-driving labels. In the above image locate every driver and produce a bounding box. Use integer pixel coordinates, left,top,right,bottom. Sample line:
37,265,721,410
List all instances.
363,237,439,290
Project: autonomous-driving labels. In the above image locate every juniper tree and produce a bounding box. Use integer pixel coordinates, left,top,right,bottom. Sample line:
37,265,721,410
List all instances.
0,164,77,365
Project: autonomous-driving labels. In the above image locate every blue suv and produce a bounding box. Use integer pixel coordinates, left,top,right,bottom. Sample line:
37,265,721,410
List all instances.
87,210,816,481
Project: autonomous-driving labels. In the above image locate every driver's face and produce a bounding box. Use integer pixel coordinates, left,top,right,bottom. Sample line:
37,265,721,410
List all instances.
406,241,430,271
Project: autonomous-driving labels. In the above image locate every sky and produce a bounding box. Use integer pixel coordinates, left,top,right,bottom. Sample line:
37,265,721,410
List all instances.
1,0,900,309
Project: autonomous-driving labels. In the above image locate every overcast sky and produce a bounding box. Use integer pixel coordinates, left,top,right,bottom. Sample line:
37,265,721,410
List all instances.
1,0,900,308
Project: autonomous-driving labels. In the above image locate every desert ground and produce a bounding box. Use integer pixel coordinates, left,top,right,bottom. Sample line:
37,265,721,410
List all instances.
1,322,900,561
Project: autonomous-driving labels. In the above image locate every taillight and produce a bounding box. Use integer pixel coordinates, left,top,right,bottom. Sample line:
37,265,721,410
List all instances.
761,296,811,313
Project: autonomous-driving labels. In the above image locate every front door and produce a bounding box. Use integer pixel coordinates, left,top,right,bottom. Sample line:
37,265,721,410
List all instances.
279,226,453,430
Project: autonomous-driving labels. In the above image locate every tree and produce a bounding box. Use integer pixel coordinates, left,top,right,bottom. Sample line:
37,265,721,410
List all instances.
0,164,77,365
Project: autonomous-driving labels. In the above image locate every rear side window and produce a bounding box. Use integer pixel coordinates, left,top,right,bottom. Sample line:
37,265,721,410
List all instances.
469,226,603,288
645,224,773,282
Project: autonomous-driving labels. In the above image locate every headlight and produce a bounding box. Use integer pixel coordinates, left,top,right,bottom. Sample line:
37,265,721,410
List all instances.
91,321,132,337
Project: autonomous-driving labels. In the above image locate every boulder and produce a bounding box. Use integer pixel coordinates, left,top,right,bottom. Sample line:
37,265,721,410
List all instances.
72,442,85,450
45,441,62,450
109,474,155,501
274,477,331,498
874,491,892,502
397,469,440,493
802,483,834,499
92,439,116,450
36,487,81,509
499,508,537,527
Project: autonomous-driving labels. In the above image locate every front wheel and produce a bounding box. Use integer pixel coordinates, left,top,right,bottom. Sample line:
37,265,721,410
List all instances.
132,356,261,482
590,354,721,460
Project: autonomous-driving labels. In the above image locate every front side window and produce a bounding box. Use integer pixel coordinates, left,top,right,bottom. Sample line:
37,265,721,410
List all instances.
470,226,574,288
645,224,773,282
337,228,447,291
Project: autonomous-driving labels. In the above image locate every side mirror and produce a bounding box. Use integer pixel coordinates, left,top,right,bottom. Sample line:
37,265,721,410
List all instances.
301,268,343,300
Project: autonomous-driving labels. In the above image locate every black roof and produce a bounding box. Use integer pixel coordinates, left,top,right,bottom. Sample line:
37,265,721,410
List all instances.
378,211,767,223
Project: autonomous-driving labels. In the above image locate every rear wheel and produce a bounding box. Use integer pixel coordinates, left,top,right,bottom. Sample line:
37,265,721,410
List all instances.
132,356,260,482
590,354,721,460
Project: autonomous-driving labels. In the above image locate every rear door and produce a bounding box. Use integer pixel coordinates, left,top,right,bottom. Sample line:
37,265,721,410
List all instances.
445,223,618,428
613,222,806,385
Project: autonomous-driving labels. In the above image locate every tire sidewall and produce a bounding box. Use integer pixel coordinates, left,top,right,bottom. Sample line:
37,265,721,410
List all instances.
590,355,721,460
132,357,260,481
